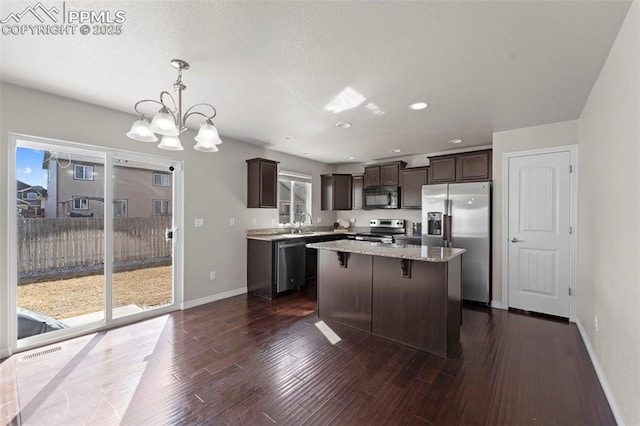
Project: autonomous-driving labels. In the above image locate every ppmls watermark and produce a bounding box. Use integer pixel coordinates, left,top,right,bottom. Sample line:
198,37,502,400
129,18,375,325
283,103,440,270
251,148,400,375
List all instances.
1,2,126,36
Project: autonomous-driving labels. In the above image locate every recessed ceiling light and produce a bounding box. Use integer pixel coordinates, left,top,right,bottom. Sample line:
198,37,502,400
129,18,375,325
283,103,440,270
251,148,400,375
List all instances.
346,156,355,160
336,121,352,128
409,102,428,111
448,139,463,144
283,136,295,141
390,148,402,153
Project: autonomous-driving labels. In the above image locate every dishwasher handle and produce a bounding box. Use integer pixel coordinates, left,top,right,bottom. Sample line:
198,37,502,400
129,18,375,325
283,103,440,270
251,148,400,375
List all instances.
278,241,307,249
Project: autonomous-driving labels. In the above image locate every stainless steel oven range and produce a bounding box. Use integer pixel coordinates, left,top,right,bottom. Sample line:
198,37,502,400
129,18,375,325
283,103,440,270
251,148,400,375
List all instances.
350,219,405,243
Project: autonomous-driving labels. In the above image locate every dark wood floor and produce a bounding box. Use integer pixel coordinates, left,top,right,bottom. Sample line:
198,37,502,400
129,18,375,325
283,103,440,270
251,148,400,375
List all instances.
1,287,615,425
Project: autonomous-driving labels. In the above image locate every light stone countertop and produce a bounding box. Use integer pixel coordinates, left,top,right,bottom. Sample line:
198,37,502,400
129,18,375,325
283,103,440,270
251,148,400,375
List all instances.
306,240,465,262
246,230,354,242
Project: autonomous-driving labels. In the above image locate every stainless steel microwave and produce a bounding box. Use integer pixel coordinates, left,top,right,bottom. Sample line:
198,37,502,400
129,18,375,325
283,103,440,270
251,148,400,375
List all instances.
363,186,400,210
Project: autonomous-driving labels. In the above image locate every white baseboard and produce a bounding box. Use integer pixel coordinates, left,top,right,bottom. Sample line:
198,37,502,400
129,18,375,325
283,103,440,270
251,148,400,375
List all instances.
490,300,505,309
0,346,12,359
576,319,625,426
181,287,247,310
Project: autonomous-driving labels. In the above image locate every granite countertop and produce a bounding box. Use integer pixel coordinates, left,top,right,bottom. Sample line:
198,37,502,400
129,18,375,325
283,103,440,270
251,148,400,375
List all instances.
306,240,465,262
246,230,354,242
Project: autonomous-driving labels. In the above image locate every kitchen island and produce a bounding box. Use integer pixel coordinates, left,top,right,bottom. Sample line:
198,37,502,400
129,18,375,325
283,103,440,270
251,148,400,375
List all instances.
306,240,465,357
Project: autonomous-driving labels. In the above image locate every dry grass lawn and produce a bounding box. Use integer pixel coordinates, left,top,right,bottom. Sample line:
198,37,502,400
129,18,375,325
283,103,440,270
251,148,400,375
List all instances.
18,266,172,319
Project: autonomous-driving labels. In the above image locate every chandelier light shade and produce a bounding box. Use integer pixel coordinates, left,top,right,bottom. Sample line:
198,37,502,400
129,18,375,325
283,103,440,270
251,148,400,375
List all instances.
127,59,222,152
126,118,157,142
157,135,184,151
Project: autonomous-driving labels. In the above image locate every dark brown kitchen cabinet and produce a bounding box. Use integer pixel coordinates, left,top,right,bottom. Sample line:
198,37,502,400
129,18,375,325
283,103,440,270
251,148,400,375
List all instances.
457,150,492,182
352,174,363,210
321,174,352,210
428,156,457,184
363,165,381,188
428,150,492,184
363,161,407,188
400,167,428,208
246,158,279,208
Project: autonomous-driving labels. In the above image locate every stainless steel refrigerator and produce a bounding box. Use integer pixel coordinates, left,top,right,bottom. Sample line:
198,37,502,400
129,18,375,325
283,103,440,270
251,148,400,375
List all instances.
422,182,491,304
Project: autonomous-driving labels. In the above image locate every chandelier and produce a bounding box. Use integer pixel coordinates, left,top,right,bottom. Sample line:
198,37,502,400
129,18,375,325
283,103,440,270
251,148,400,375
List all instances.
126,59,222,152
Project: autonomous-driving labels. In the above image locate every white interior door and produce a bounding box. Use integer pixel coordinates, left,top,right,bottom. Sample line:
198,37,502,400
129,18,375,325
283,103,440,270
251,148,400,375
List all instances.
507,150,572,317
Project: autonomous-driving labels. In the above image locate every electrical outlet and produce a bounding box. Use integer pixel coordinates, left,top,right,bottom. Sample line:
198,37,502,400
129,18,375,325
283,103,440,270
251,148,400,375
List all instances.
251,218,257,226
229,217,235,226
594,315,599,331
317,217,322,223
210,271,216,280
194,218,205,228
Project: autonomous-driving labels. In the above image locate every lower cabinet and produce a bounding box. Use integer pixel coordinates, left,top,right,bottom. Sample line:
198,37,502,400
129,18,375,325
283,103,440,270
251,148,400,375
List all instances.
247,239,275,300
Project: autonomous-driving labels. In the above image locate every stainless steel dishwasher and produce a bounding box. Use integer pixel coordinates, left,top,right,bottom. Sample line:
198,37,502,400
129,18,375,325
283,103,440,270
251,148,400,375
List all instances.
276,240,306,293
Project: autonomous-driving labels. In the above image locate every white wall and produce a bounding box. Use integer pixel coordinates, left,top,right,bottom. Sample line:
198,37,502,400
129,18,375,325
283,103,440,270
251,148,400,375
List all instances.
578,1,640,423
0,83,337,353
491,120,579,304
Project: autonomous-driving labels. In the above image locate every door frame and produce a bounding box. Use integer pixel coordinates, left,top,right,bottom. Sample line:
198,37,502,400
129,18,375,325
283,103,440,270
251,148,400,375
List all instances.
7,133,184,354
501,144,578,322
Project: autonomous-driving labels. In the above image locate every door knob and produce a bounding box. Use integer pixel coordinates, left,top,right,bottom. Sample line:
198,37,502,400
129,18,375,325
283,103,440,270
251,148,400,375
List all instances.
510,238,519,243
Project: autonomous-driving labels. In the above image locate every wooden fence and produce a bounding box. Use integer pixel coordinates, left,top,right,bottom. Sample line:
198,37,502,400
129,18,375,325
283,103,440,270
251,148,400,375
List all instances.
16,217,173,274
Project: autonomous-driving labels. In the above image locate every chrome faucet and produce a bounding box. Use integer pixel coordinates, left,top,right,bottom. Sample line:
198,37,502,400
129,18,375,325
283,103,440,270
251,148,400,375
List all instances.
294,212,313,233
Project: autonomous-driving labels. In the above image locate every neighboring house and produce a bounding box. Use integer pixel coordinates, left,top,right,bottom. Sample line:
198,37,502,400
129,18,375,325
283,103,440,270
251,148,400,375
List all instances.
43,152,172,218
278,180,310,224
16,180,46,218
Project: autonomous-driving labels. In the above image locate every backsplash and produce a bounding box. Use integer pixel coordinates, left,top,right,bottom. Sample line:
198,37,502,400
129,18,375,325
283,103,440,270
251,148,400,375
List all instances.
336,209,422,235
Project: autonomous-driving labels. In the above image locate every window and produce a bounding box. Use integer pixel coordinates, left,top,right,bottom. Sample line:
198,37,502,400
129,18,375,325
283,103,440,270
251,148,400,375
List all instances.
153,173,171,187
153,199,170,216
73,198,89,210
74,164,94,180
278,171,312,224
25,192,37,200
113,200,127,218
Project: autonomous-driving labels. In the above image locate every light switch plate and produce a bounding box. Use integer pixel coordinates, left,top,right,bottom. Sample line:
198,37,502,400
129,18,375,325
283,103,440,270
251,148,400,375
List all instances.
229,217,235,226
195,218,205,228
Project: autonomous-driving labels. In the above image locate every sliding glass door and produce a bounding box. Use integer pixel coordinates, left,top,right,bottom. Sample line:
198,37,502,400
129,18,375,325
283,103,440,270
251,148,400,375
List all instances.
111,157,174,319
12,137,181,350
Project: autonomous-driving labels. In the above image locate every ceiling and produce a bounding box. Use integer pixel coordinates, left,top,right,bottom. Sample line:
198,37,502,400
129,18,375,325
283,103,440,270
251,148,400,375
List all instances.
0,1,632,164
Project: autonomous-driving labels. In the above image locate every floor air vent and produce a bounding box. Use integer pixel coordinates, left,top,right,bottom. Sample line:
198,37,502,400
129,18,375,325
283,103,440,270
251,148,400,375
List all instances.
21,345,62,361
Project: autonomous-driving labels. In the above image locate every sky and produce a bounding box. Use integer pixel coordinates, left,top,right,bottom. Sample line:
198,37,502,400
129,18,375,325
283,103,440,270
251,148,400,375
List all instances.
16,147,48,188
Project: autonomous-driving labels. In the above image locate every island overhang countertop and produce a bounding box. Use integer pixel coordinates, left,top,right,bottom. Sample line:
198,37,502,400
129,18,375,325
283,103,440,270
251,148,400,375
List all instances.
306,240,465,262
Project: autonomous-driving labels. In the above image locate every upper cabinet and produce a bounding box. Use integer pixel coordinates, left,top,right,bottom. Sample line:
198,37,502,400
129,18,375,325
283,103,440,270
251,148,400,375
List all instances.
352,174,363,210
363,161,407,188
428,157,457,184
321,174,352,211
457,150,492,182
400,167,428,208
246,158,279,208
363,165,380,188
428,150,492,184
